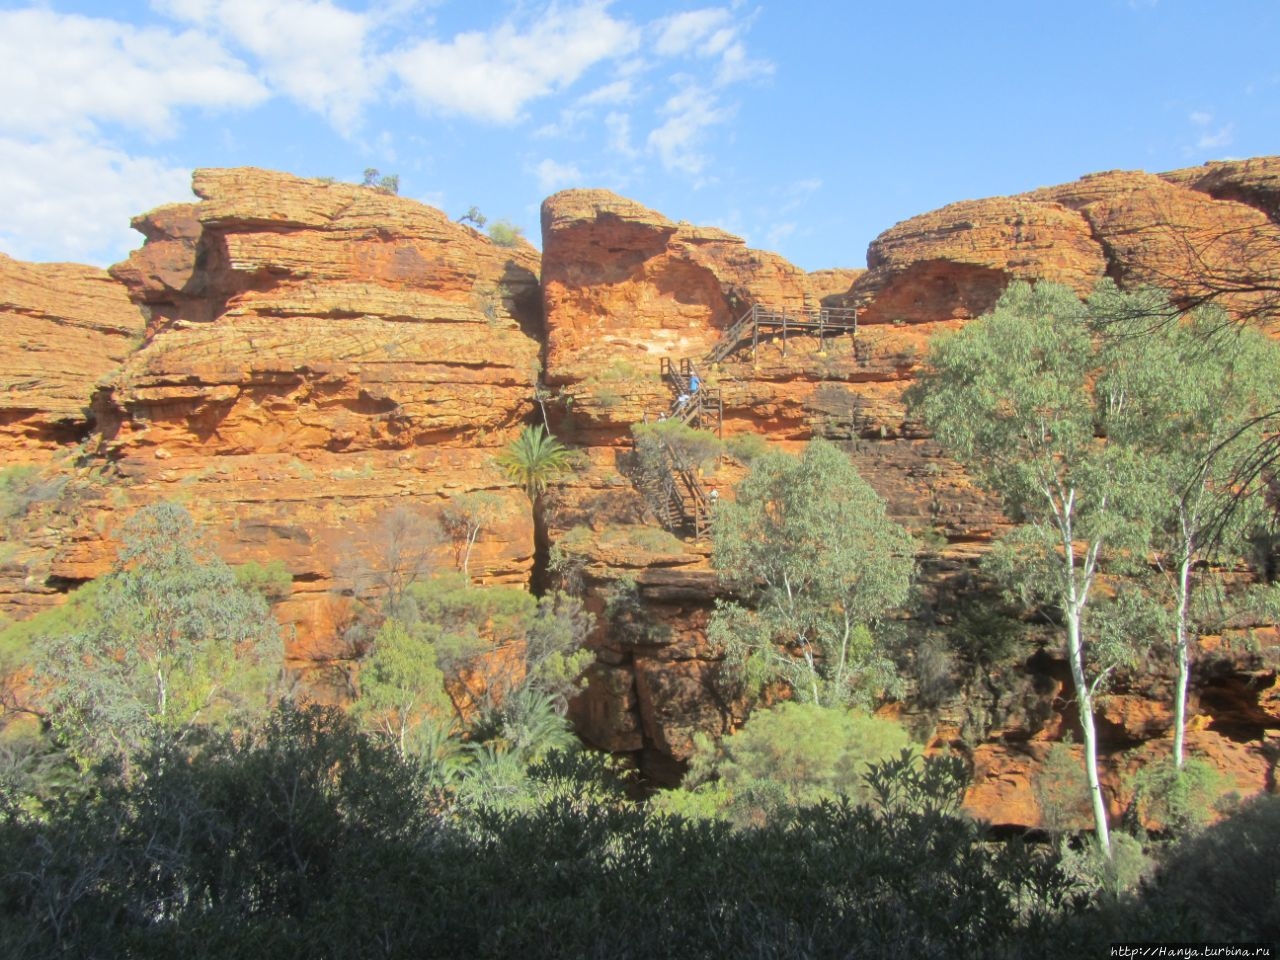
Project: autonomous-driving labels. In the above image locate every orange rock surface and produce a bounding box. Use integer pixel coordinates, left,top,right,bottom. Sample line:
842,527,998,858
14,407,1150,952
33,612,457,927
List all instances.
2,160,1279,823
0,254,145,462
847,160,1280,329
1161,156,1280,220
539,189,848,443
46,169,543,673
851,197,1106,326
538,165,1280,804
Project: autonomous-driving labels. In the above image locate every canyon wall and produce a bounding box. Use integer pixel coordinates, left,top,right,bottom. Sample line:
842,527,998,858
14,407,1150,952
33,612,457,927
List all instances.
2,159,1278,823
5,169,544,686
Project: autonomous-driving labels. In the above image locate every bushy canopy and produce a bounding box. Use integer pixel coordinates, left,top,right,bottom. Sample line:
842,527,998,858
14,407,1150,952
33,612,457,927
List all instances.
710,439,914,707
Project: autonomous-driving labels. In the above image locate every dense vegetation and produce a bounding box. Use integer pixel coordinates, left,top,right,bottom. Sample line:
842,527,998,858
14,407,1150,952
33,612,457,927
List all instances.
907,280,1280,857
2,281,1279,954
4,701,1277,958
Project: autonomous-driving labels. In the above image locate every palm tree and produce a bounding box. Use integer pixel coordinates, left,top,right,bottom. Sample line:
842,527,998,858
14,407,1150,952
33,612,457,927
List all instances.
495,425,574,500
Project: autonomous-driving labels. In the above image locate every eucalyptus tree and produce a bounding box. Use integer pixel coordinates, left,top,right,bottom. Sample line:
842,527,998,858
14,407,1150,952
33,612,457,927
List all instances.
354,618,453,759
1096,288,1280,768
709,439,915,709
907,281,1151,856
36,502,283,765
440,491,504,580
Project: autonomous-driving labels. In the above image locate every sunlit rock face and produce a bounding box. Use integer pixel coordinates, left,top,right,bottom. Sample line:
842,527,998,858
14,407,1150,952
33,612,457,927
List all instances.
3,169,542,679
0,253,146,462
2,160,1278,819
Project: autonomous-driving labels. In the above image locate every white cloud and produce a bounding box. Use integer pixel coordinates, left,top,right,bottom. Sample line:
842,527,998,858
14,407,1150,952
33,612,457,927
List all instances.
1188,110,1233,150
579,80,635,107
391,2,638,124
647,84,731,175
775,177,823,214
534,79,635,139
766,221,796,249
535,158,583,193
715,39,773,85
0,8,268,139
1197,124,1235,149
652,7,771,86
606,111,638,158
654,8,733,57
0,134,192,265
153,0,380,134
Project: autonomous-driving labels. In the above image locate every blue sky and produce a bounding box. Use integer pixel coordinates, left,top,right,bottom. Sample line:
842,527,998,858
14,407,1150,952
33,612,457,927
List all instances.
2,0,1277,271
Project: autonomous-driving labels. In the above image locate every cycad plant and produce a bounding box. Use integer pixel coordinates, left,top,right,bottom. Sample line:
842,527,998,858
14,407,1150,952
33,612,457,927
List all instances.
496,425,574,500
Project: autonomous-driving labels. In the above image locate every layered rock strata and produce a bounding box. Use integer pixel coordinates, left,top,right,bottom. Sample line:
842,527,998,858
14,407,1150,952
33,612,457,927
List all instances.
1,160,1278,824
34,169,543,678
541,166,1280,817
849,157,1280,329
0,254,145,461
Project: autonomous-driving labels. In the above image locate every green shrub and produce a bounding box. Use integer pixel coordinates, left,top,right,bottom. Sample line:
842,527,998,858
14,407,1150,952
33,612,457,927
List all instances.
600,525,685,556
0,701,1135,960
1034,741,1092,838
0,580,105,669
631,420,723,475
1128,756,1226,834
487,220,524,246
655,702,917,826
596,359,642,382
361,167,399,194
725,431,770,464
912,632,956,707
1144,794,1280,941
1057,831,1155,900
33,502,283,765
0,465,65,521
234,559,294,603
603,576,671,647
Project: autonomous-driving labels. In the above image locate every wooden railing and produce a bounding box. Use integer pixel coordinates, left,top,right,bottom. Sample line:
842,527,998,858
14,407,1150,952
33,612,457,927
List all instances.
704,304,858,364
635,302,853,537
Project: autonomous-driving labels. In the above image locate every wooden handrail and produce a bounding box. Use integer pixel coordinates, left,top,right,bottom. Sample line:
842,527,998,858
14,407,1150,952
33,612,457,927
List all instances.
704,303,858,364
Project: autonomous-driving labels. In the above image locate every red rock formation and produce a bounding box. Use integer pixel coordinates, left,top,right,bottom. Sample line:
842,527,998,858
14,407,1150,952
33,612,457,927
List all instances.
540,167,1280,810
846,161,1280,330
81,169,544,670
1032,169,1280,322
2,160,1278,824
1161,156,1280,223
851,197,1106,326
0,254,145,462
540,189,839,442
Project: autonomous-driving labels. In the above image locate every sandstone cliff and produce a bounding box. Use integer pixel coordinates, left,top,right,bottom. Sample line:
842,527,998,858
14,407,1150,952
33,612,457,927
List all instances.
849,157,1280,331
541,162,1280,818
1,159,1278,825
8,169,546,684
0,254,145,462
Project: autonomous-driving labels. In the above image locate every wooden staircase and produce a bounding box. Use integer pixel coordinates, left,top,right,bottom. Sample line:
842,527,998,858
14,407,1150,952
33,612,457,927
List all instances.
632,303,855,539
633,460,685,531
704,303,858,365
659,357,722,433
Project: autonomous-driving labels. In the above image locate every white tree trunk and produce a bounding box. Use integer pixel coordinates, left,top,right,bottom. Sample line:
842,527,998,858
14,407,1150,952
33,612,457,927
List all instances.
1173,552,1192,769
1066,606,1111,856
